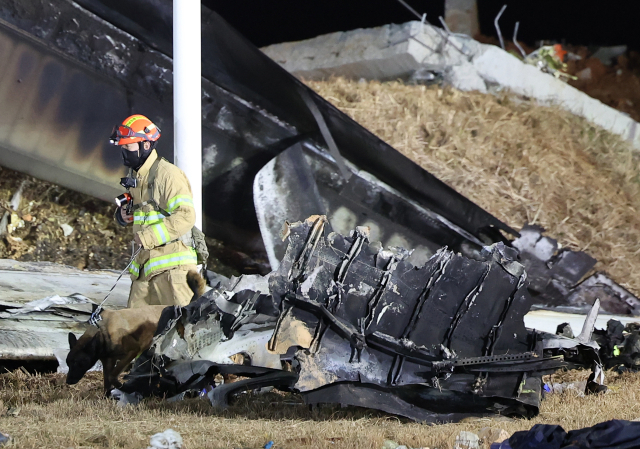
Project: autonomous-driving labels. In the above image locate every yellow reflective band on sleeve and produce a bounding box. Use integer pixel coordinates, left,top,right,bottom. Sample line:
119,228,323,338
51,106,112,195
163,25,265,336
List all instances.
613,345,621,357
152,222,170,245
143,249,197,276
133,211,166,225
129,260,140,276
167,194,194,213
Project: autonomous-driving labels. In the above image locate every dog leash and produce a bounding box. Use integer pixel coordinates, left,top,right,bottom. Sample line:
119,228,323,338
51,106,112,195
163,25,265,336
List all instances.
89,243,142,326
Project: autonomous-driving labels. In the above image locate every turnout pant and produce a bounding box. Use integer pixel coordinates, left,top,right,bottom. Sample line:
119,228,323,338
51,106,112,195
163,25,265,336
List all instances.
127,265,197,308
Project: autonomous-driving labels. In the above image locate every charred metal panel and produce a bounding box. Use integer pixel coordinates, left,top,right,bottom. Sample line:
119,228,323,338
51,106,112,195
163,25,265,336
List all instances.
513,225,640,315
267,217,541,410
0,14,171,201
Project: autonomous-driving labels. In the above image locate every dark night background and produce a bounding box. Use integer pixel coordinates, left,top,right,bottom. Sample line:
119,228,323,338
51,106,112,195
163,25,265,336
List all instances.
204,0,640,51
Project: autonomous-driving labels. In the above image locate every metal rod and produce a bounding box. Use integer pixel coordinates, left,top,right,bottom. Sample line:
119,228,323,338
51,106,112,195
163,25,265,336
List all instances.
513,21,527,57
395,0,423,21
494,4,507,50
174,0,203,229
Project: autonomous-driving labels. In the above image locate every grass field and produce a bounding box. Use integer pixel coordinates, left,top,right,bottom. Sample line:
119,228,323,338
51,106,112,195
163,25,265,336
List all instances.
0,368,638,449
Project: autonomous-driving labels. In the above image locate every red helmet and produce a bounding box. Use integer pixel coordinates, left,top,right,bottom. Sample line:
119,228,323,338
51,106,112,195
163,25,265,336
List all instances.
110,114,161,145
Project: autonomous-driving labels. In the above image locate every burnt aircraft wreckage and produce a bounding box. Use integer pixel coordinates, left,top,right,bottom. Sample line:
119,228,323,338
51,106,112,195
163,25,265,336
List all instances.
0,0,637,415
0,0,636,313
119,216,612,422
0,0,637,417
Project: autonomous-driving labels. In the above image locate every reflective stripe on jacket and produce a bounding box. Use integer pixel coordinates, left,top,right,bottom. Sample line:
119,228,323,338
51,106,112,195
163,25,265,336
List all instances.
126,149,197,279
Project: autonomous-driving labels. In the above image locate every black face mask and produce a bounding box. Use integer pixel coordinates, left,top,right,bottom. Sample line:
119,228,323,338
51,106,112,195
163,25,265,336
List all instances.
121,143,152,171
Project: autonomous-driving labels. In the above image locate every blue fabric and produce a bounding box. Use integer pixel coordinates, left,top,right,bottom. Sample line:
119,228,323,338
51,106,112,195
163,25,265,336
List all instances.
501,420,640,449
508,424,566,449
564,420,640,449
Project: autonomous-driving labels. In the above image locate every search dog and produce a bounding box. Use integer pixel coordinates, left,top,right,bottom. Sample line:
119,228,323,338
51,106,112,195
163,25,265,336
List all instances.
66,270,205,395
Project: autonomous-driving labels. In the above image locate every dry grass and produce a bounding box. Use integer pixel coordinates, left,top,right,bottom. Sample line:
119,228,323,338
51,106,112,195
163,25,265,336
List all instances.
0,369,639,448
307,79,640,295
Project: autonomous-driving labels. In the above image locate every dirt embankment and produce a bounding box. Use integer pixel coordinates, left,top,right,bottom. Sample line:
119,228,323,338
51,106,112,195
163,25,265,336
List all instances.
566,49,640,123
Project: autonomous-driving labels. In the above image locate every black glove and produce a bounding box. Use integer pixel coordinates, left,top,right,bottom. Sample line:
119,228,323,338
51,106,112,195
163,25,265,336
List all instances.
114,206,132,227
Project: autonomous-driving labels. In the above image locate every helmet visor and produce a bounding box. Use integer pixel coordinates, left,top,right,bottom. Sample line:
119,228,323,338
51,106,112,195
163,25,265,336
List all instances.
109,124,149,145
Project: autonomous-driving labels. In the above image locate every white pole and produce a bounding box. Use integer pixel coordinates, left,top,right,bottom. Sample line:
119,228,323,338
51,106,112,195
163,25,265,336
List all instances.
173,0,202,229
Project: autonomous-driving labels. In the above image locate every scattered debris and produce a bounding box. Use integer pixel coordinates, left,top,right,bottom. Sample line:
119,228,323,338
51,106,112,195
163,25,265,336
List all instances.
478,428,510,446
110,388,141,407
59,223,74,237
382,441,400,449
381,440,427,449
123,216,606,422
591,46,628,66
147,429,183,449
0,180,26,238
524,44,577,81
5,406,19,417
0,432,9,446
0,294,93,317
513,225,640,315
544,381,587,397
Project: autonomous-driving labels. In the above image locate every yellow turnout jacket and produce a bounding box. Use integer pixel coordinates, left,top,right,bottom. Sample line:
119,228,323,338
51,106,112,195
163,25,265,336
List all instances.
126,149,197,279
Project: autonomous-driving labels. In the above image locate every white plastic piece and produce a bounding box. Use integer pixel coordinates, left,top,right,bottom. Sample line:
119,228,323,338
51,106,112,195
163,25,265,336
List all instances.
147,429,183,449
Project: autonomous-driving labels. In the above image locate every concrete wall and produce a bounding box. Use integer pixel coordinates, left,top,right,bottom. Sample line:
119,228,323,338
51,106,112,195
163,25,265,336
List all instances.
261,22,640,151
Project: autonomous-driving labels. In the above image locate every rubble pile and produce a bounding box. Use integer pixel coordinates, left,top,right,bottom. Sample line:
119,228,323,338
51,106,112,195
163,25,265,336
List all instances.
566,49,640,123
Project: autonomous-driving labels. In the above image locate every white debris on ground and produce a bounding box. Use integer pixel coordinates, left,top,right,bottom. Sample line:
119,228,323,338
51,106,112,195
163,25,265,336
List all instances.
147,429,183,449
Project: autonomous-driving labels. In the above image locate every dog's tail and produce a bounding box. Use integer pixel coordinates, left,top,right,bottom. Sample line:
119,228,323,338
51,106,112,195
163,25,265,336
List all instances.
187,270,206,302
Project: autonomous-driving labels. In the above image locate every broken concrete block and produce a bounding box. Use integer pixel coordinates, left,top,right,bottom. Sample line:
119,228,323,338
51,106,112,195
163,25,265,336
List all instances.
454,431,480,449
447,60,487,93
473,45,640,149
261,21,475,82
261,22,431,81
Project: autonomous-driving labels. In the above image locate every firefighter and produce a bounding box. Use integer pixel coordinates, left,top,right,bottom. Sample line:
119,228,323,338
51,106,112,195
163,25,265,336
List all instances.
110,114,197,307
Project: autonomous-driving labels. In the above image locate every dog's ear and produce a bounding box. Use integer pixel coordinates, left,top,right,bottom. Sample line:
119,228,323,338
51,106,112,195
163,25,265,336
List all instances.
87,332,101,355
68,332,77,349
